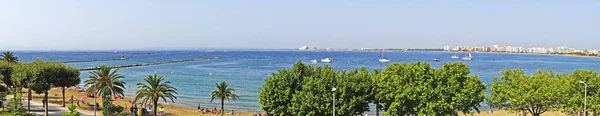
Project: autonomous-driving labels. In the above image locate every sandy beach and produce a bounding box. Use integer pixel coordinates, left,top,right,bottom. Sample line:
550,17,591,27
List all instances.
22,88,256,116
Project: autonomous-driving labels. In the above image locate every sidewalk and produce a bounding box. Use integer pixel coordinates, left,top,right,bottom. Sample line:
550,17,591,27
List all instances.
21,100,95,116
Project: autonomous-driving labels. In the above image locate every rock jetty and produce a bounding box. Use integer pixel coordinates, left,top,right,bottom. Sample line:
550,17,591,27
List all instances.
78,57,219,71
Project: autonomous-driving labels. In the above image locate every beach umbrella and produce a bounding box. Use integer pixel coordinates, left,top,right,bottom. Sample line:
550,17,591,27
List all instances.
81,96,89,101
111,96,122,101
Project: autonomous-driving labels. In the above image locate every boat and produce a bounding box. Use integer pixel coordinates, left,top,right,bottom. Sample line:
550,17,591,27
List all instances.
378,49,391,62
310,59,318,63
451,53,459,59
119,54,127,60
433,58,441,62
321,58,332,63
462,53,473,61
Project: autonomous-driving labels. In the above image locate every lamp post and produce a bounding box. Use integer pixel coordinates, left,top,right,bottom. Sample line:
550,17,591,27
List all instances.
579,81,588,116
94,83,97,116
332,88,337,116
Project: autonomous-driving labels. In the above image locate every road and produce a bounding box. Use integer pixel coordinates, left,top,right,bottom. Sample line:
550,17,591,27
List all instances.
21,100,95,116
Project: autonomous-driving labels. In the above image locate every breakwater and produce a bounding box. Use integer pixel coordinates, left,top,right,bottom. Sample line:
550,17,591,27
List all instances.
78,57,219,71
61,59,125,63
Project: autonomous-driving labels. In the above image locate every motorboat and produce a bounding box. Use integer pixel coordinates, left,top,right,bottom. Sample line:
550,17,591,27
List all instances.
451,53,459,59
321,58,332,63
310,59,318,63
378,58,390,63
433,58,441,62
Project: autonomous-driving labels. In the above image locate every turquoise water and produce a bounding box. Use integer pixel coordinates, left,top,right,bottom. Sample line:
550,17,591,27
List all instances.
13,50,600,112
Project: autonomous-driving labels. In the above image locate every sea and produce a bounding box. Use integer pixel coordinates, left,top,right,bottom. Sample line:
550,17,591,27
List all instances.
12,50,600,112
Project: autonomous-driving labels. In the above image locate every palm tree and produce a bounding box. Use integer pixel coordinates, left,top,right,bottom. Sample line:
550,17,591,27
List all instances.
84,65,126,98
210,81,239,116
135,74,178,116
0,51,18,63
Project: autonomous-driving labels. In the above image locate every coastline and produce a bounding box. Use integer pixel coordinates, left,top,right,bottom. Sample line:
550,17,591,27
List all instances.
401,50,600,59
24,88,256,116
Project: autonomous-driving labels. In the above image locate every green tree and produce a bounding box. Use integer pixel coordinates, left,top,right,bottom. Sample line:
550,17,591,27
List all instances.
83,65,126,97
375,62,486,115
54,66,80,107
0,51,18,63
101,88,125,116
370,69,383,116
28,61,68,116
135,74,178,116
6,88,25,115
260,62,377,116
83,65,126,116
210,81,239,116
259,62,312,115
9,62,38,113
62,103,81,116
336,67,373,115
488,69,564,116
289,66,338,116
558,70,600,115
0,61,15,90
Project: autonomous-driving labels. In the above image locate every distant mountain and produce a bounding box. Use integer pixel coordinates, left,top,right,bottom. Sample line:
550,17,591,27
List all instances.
0,46,50,51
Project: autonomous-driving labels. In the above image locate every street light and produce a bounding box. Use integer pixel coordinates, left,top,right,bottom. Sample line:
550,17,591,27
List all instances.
94,83,97,116
579,81,588,116
332,88,337,116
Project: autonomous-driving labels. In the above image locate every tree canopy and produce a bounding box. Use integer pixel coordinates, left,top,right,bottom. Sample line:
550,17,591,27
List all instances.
260,62,377,116
211,81,239,116
24,60,80,116
375,62,486,116
487,69,565,116
0,61,15,90
0,51,18,63
135,74,178,116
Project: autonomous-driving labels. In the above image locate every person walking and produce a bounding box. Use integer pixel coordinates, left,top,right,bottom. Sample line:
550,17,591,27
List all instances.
132,105,138,116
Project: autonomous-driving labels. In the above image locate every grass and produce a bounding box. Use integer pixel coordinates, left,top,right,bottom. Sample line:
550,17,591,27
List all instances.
0,111,17,116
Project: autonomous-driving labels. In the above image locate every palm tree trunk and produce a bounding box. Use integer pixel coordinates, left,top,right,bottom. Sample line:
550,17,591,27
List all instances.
221,99,225,116
44,91,49,116
153,100,158,116
62,87,66,107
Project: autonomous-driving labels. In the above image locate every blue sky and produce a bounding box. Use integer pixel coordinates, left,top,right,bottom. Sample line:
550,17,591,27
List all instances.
0,0,598,50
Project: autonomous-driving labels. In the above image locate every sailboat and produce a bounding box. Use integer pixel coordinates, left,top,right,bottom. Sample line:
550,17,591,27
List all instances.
461,53,473,61
451,53,459,59
378,49,390,62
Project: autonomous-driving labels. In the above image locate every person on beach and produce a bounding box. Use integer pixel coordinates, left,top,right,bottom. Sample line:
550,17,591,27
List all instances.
197,103,201,112
212,107,218,114
159,106,165,115
137,107,142,116
229,110,236,116
133,105,138,116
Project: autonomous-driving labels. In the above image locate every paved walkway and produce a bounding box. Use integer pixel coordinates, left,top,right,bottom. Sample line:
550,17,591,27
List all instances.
21,100,95,116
